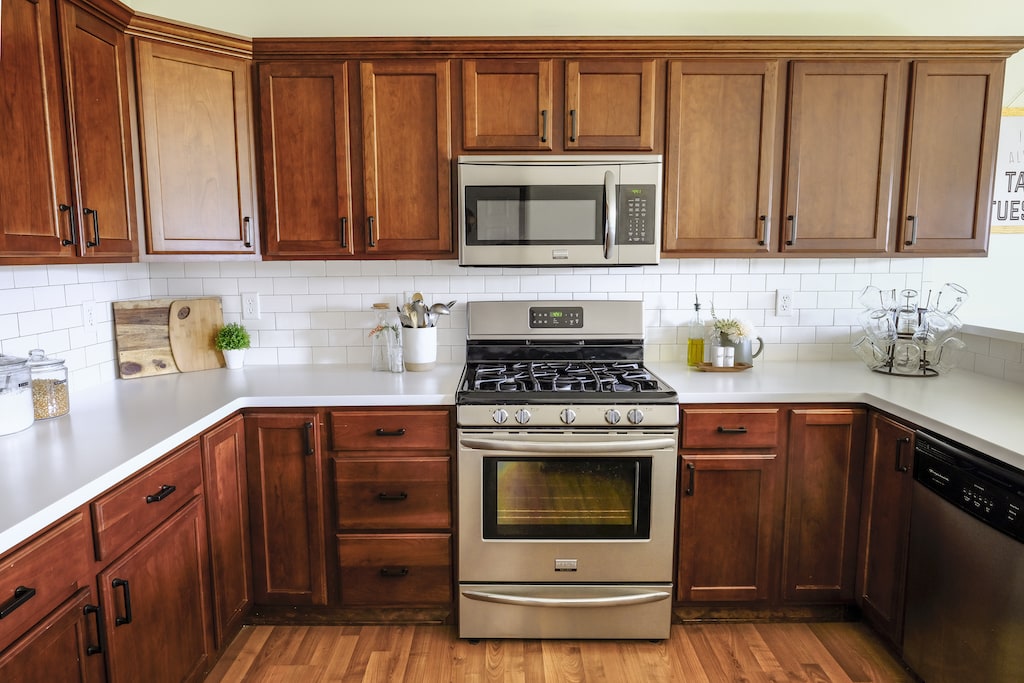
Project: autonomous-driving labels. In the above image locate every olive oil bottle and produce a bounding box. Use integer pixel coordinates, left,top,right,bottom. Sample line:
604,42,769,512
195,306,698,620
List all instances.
687,296,704,367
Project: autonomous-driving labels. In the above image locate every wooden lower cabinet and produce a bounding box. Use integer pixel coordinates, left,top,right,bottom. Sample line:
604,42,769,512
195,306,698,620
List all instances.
857,412,916,646
337,534,452,607
245,411,328,606
782,407,867,603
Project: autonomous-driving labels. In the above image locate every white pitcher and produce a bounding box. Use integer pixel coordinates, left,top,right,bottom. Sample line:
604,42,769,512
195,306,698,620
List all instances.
722,335,764,366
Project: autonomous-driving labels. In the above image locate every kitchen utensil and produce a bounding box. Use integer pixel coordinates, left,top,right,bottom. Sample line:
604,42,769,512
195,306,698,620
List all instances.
168,299,224,372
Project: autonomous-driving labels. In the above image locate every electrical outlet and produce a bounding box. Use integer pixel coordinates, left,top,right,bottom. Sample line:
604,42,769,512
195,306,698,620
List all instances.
775,289,794,317
241,292,261,320
82,300,98,333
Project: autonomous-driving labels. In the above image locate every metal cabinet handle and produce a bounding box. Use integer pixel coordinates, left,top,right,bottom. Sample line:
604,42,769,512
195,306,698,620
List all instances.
83,604,103,655
685,462,696,496
0,585,36,619
895,436,911,473
340,216,348,249
905,215,918,246
145,483,176,503
786,214,797,245
716,426,748,434
540,109,548,143
378,492,409,501
380,567,409,578
83,207,100,247
304,421,315,455
569,109,578,143
758,215,769,246
59,203,77,247
243,216,252,248
375,427,406,437
111,578,132,626
367,216,376,247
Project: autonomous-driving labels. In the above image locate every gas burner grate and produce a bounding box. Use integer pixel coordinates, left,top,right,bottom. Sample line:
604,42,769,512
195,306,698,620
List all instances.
467,361,662,394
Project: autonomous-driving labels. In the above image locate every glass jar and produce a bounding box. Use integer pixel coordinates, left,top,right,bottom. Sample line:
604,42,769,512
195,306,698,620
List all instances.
369,303,404,373
0,354,34,435
27,348,70,419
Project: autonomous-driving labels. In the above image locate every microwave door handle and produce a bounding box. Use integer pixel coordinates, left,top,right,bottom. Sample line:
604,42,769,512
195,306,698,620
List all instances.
603,169,616,260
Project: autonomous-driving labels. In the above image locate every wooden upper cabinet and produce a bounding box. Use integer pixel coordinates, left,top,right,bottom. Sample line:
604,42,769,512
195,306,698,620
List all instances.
461,57,658,152
135,40,257,255
0,0,136,264
898,60,1004,255
780,61,904,254
663,60,782,254
360,60,453,257
258,62,354,258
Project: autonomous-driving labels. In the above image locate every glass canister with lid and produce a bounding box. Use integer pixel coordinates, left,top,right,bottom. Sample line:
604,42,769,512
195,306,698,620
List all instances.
27,348,70,419
0,354,34,435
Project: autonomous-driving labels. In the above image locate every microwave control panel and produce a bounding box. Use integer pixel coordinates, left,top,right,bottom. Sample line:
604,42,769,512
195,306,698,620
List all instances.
617,185,657,244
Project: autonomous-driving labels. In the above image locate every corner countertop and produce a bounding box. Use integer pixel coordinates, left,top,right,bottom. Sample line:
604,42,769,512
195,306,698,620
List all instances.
2,361,1022,556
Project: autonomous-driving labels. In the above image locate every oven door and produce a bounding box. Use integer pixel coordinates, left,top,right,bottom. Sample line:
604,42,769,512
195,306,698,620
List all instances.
457,428,678,584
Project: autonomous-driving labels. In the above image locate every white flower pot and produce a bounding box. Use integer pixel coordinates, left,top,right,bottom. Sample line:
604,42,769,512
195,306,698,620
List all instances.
222,348,246,369
402,327,437,372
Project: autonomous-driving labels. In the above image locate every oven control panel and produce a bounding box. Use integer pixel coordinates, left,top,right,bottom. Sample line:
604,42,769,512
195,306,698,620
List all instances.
530,306,583,328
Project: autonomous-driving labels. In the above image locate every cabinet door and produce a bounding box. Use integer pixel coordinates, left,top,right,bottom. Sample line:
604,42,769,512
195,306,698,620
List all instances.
59,1,136,260
0,0,76,261
677,454,780,602
201,414,251,648
663,60,782,254
782,408,867,603
856,413,915,645
462,59,553,150
99,497,213,683
0,589,105,683
360,60,453,257
565,58,657,150
781,61,903,254
899,60,1003,255
258,62,354,258
135,41,257,255
245,412,327,606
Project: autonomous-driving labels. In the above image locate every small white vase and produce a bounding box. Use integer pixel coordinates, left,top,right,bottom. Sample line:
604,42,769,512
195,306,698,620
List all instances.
222,348,246,369
402,327,437,372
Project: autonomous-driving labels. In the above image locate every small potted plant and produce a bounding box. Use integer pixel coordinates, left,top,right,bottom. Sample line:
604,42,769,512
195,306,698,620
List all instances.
215,322,251,369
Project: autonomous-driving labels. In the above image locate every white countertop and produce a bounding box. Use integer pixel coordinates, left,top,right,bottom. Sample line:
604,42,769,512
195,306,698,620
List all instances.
1,360,1022,556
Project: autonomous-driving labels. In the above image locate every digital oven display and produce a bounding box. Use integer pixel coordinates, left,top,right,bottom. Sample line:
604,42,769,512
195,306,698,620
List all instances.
529,306,584,328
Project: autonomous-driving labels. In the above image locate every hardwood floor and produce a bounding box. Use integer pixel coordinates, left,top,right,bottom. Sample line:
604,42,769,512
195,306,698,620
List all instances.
205,622,913,682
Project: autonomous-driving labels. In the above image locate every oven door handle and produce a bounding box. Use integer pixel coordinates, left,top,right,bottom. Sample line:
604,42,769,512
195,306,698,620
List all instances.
458,437,676,453
461,588,671,608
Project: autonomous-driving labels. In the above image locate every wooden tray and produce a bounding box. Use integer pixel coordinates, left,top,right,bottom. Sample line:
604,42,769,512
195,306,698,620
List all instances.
695,362,753,372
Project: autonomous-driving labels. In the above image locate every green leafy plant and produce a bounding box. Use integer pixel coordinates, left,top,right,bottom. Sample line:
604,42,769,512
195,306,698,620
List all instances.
215,322,251,350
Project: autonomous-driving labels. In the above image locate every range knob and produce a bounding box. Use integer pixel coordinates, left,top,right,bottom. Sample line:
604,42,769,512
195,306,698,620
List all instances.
605,409,622,425
492,408,509,425
627,408,645,425
560,408,577,425
515,408,532,424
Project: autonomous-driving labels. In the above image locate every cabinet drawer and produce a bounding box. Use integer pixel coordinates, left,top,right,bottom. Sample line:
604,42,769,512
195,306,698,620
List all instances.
329,409,451,452
337,534,452,606
92,440,203,562
334,457,451,530
0,512,91,650
681,407,780,448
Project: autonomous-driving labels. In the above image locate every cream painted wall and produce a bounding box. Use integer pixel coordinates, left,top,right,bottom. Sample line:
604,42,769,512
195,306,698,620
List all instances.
128,0,1024,104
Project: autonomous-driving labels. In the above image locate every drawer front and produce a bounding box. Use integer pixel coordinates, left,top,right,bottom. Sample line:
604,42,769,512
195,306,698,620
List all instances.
338,534,452,606
334,457,451,530
0,512,91,650
92,440,203,562
329,409,451,452
681,407,780,449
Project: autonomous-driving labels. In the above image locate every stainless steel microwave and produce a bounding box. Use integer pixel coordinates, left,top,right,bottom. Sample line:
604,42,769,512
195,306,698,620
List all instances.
458,155,662,267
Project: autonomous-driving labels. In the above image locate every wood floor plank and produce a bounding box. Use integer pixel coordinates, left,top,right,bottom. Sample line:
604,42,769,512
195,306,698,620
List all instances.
809,622,912,683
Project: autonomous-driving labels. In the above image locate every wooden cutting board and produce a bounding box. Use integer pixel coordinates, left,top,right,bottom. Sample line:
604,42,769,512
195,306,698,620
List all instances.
168,299,224,372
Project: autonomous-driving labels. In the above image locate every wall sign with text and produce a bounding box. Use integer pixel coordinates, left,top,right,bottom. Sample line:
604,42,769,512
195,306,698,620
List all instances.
993,108,1024,234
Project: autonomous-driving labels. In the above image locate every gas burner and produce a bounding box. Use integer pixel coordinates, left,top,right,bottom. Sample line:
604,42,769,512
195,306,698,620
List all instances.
465,360,667,396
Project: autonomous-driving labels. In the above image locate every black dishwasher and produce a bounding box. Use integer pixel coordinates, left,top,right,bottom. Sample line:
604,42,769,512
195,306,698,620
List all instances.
902,431,1024,683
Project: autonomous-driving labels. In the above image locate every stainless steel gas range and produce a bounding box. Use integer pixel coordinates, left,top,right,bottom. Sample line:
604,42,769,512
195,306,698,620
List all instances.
456,300,678,640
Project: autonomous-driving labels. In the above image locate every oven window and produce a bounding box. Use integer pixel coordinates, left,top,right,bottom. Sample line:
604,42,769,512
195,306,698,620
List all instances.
465,185,603,245
482,457,652,539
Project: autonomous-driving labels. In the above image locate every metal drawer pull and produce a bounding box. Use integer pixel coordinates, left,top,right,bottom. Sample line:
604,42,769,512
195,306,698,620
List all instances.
84,207,100,247
59,203,77,246
895,436,911,473
786,214,797,245
243,216,252,248
758,215,769,245
540,109,548,143
145,484,176,503
304,421,315,455
569,109,578,142
378,492,409,501
367,216,376,247
685,462,696,496
112,578,132,626
0,585,36,619
716,426,748,434
375,427,406,437
83,604,103,655
340,216,348,248
380,567,409,578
